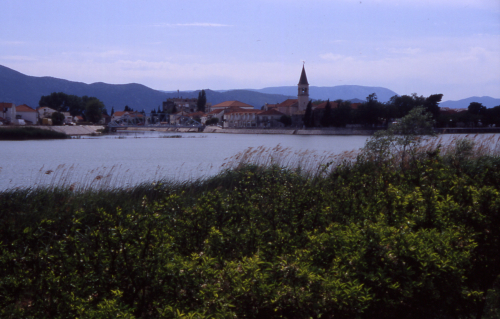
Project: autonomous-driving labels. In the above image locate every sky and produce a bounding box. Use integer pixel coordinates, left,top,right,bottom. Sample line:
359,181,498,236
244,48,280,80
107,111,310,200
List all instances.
1,0,499,101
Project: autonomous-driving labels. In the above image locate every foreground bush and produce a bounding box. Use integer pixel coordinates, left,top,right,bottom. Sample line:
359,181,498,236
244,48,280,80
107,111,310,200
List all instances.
0,127,68,140
1,149,500,318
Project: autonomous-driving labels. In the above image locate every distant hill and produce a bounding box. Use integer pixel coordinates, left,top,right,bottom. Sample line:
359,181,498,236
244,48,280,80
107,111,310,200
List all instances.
251,85,398,103
0,65,294,111
440,96,500,109
3,64,498,112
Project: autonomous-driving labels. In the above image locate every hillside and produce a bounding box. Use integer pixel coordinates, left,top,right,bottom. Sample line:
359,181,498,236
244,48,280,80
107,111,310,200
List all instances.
252,85,399,103
3,64,498,113
440,96,500,109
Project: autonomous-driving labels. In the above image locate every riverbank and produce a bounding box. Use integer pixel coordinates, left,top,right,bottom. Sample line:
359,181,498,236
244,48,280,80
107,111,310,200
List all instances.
122,126,378,135
0,125,105,136
124,126,500,135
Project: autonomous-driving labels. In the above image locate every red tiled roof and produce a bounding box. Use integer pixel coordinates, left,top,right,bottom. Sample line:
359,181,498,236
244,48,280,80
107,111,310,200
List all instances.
207,109,223,115
314,102,360,110
211,100,254,109
113,111,143,117
187,111,206,117
224,108,262,115
258,109,285,116
16,104,36,112
440,107,467,114
0,102,15,109
276,99,298,108
315,101,338,109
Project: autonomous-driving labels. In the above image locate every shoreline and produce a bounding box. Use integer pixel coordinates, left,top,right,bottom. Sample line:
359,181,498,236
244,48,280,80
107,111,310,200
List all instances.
4,125,499,137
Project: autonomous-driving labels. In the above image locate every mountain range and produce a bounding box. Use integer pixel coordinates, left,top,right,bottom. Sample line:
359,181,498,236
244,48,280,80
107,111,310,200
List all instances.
439,96,500,109
1,64,498,112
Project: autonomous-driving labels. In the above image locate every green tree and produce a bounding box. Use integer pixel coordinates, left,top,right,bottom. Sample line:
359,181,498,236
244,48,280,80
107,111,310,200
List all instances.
124,105,132,112
363,106,436,164
484,105,500,127
279,115,292,127
206,117,219,126
303,101,313,128
320,100,333,127
39,92,68,112
332,99,352,127
356,93,384,127
39,93,86,116
85,99,105,124
423,94,443,119
468,102,487,115
197,90,207,113
51,111,65,125
111,106,115,116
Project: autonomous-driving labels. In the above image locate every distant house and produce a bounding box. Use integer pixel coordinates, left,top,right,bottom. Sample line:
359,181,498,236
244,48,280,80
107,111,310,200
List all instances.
37,106,57,122
16,104,37,124
75,116,84,123
256,109,286,128
186,111,207,124
1,102,16,124
223,107,262,128
211,100,254,113
162,97,212,114
163,97,197,113
111,111,144,122
265,99,300,116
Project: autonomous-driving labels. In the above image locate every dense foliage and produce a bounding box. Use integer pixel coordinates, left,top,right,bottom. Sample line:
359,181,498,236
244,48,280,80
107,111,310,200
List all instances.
309,93,500,128
0,127,68,140
39,92,106,120
1,141,500,318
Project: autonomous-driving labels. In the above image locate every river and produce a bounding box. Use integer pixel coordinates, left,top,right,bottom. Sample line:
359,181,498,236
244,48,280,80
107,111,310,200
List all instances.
1,131,370,190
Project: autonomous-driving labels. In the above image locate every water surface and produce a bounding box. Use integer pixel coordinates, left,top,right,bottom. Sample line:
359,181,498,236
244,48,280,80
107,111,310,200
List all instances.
1,131,369,190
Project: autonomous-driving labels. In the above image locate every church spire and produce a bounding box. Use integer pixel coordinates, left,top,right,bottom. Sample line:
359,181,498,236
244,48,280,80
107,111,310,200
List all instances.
298,65,309,85
297,64,309,111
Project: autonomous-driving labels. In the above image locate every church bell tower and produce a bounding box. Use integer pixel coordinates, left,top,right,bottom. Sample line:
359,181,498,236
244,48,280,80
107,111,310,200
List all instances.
297,65,309,111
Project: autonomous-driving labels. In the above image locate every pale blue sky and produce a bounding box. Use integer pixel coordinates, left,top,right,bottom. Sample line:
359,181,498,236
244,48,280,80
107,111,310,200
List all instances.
1,0,499,101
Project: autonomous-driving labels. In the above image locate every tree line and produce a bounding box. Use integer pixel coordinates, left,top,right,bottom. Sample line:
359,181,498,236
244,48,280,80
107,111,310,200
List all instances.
39,92,106,124
303,93,500,128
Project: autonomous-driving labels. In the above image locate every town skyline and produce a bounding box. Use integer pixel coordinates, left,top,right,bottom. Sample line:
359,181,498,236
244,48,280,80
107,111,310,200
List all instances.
1,0,499,101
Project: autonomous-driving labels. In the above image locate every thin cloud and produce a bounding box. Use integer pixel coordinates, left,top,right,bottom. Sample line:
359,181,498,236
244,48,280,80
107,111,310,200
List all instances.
153,23,232,27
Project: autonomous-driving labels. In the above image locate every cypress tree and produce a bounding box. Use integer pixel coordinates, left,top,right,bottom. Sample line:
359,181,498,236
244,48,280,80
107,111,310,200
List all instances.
197,90,207,112
320,99,333,127
303,101,313,127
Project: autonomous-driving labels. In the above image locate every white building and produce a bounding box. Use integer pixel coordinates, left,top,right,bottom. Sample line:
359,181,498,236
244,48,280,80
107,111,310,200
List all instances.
16,104,38,124
37,106,57,121
1,102,16,123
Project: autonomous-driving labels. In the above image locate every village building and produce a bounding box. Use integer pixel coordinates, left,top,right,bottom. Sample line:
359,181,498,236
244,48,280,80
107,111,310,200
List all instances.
223,107,262,128
211,100,254,112
162,97,198,113
256,109,286,128
15,104,37,124
1,102,16,124
261,65,311,127
37,106,57,122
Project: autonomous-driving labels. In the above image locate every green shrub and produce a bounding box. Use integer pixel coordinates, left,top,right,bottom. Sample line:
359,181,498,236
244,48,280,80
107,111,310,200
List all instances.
1,151,499,318
0,127,68,140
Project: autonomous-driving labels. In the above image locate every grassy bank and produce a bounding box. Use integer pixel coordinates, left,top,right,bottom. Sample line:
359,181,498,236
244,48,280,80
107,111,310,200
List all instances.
0,126,68,140
1,135,500,318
